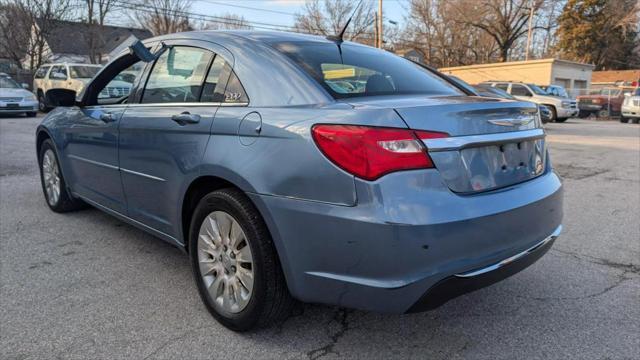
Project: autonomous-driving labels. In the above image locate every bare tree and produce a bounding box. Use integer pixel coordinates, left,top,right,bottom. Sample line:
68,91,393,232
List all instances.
452,0,545,62
199,13,253,31
130,0,193,36
84,0,114,63
402,0,499,67
0,0,73,70
293,0,376,45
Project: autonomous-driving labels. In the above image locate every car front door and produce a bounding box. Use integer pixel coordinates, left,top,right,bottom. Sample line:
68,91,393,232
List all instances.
62,58,147,214
118,41,232,239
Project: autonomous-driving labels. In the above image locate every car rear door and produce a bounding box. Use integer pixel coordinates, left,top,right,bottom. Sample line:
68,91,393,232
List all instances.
118,41,232,239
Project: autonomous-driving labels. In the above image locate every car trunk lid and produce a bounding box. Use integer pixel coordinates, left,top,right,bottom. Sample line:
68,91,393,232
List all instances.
346,95,547,193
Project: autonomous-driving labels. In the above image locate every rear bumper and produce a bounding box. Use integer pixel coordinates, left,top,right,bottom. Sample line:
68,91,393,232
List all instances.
407,225,560,312
249,168,563,313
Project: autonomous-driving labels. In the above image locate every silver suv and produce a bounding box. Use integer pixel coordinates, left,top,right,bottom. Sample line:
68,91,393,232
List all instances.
481,81,578,122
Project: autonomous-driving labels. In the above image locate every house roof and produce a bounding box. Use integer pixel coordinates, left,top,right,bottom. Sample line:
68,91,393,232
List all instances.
36,19,152,56
591,70,640,84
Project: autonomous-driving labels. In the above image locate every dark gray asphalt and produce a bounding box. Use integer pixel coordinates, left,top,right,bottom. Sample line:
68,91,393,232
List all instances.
1,114,639,359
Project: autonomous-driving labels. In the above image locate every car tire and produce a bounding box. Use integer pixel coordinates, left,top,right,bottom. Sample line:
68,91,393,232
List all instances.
620,116,629,123
597,109,610,118
547,106,557,122
578,110,590,118
189,188,295,331
26,112,37,117
632,118,640,124
38,92,51,112
38,139,86,212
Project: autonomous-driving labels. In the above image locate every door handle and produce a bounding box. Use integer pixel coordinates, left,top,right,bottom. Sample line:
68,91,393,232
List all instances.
171,112,200,125
99,113,115,122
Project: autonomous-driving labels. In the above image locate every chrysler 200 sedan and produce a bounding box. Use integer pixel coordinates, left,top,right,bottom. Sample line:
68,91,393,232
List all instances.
36,31,563,331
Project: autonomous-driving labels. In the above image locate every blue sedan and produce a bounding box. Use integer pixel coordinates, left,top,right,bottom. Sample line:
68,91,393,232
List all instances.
35,31,563,331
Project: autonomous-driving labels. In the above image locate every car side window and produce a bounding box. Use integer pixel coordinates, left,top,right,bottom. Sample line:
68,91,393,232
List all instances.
511,84,531,96
142,46,213,104
200,56,227,103
34,66,50,79
495,83,509,91
98,62,144,103
200,57,249,104
223,69,248,103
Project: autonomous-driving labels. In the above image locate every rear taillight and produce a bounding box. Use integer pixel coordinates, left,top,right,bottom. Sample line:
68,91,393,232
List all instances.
311,125,448,181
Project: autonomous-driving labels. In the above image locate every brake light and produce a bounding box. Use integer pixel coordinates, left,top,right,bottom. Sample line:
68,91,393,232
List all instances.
311,125,448,180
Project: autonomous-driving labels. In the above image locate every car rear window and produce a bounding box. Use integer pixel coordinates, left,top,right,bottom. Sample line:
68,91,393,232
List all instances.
272,41,461,99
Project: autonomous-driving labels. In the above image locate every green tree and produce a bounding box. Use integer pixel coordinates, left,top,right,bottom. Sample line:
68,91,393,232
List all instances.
555,0,639,70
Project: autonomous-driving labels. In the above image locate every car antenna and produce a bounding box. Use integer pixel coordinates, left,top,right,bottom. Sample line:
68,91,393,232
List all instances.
326,0,364,61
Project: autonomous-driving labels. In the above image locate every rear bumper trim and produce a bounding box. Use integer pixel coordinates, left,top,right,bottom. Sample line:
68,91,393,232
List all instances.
456,225,562,278
406,225,561,313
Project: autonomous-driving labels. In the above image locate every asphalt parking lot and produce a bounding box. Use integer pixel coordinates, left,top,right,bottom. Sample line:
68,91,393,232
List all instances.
1,114,639,359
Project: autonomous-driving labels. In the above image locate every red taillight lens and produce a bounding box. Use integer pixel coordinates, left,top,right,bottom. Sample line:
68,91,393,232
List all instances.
311,125,448,180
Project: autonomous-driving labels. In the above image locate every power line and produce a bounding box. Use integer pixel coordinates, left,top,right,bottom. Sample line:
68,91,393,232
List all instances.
196,0,299,17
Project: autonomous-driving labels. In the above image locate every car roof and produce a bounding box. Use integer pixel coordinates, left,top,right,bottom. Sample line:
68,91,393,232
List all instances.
146,30,358,48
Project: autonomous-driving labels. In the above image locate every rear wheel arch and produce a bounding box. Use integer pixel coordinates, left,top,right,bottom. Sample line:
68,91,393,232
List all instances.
181,176,250,251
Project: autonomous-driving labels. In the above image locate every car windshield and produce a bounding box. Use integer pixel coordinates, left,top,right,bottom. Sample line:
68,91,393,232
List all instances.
0,77,20,89
526,83,547,96
69,66,100,79
272,41,462,99
545,86,569,98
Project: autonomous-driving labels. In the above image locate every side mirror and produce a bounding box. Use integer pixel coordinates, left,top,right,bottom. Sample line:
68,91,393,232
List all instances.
47,89,77,107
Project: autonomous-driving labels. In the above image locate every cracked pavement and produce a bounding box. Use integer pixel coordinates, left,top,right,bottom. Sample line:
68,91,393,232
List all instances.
1,115,639,359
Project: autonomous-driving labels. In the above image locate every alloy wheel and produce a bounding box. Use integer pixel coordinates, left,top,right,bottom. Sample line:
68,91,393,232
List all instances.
197,211,254,314
42,149,61,206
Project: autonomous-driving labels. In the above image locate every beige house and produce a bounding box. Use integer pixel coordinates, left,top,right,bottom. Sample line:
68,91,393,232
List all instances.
439,58,594,91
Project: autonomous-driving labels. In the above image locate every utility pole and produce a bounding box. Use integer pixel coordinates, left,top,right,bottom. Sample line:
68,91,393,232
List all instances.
525,0,535,60
377,0,383,48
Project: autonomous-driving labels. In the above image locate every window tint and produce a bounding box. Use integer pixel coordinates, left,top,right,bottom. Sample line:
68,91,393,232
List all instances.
223,69,248,103
200,56,227,102
34,66,50,79
511,84,531,96
495,83,509,91
273,42,461,99
142,47,213,104
50,65,67,80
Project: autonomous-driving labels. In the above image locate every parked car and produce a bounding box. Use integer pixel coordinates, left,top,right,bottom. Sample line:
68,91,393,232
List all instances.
33,63,101,111
36,31,563,331
481,81,578,122
576,87,633,118
0,73,38,117
473,84,553,123
541,84,571,99
620,87,640,123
